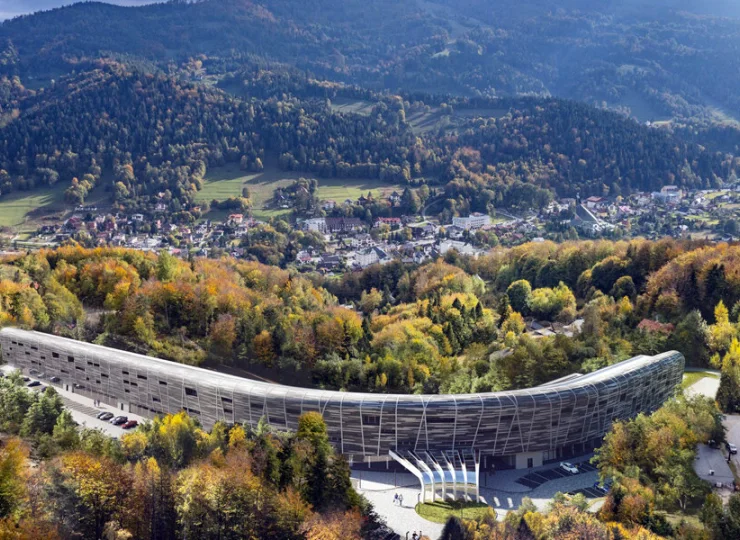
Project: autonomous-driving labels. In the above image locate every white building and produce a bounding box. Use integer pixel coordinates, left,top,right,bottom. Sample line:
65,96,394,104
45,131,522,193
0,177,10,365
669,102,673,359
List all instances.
452,212,491,230
651,186,683,204
356,247,391,268
302,218,327,234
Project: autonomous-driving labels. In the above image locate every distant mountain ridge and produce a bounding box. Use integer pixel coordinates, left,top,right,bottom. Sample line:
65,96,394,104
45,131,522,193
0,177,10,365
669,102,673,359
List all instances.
1,0,740,123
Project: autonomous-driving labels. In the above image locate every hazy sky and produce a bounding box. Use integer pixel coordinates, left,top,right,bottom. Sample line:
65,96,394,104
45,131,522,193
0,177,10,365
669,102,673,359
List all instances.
0,1,165,20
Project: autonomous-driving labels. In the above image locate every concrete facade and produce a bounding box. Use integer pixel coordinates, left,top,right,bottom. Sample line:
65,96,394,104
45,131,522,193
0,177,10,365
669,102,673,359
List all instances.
0,328,683,465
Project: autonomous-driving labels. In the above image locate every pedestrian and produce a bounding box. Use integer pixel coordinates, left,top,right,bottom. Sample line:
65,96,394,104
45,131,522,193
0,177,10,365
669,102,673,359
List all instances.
394,493,398,505
412,532,418,540
399,493,404,507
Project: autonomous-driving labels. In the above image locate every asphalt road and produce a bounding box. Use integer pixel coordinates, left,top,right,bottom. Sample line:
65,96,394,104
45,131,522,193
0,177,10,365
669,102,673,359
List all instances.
724,414,740,474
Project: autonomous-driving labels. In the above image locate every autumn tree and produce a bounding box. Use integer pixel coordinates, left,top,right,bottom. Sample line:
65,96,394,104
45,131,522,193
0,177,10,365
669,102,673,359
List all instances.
0,437,29,519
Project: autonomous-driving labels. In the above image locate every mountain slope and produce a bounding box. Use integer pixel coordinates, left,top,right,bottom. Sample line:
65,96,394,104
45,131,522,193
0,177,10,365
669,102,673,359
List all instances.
2,0,740,123
0,64,736,215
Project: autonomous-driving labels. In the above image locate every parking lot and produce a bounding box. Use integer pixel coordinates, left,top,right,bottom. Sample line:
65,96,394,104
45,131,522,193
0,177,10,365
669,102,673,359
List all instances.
1,365,144,438
515,460,598,489
568,485,608,498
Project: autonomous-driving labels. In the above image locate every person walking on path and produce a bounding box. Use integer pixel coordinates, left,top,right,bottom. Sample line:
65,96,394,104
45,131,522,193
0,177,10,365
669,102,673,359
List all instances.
399,493,404,507
394,493,399,505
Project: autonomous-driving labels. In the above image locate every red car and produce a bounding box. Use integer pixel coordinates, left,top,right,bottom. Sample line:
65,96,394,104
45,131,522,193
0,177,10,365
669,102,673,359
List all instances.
121,420,138,430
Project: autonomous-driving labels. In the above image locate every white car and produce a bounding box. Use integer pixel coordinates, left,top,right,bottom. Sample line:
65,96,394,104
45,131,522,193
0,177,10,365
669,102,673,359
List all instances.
560,462,579,474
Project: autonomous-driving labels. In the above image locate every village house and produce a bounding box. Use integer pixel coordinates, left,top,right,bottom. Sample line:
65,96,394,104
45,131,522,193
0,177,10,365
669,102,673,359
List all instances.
325,217,364,234
584,196,605,209
373,217,402,229
228,214,244,225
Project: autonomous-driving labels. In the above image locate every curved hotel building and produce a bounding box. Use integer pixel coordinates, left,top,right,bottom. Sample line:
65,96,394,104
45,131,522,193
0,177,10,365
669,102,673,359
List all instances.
0,327,683,500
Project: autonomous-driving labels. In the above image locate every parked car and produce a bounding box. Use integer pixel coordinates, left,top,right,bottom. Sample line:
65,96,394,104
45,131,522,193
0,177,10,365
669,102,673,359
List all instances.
110,416,128,426
97,412,114,421
727,442,738,455
594,479,613,494
121,420,138,430
560,462,579,474
26,380,41,388
22,377,30,382
49,376,61,383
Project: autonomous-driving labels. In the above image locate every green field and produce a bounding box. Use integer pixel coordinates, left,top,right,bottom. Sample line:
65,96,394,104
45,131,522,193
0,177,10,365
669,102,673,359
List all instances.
0,182,110,233
0,184,67,231
198,163,403,220
415,500,494,524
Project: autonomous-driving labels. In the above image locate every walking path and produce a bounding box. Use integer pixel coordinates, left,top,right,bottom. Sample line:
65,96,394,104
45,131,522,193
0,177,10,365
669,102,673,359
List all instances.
353,457,602,537
685,376,720,399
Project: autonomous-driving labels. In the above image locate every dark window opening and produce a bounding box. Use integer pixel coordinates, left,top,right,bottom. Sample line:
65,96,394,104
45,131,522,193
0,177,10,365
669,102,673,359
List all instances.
185,387,197,397
67,356,74,362
52,352,59,358
159,381,167,386
223,408,233,414
137,375,147,380
221,397,233,403
152,397,161,403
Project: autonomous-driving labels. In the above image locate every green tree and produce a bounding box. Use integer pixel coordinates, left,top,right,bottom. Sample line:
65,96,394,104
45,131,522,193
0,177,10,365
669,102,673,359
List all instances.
506,279,532,315
717,339,740,413
20,387,64,438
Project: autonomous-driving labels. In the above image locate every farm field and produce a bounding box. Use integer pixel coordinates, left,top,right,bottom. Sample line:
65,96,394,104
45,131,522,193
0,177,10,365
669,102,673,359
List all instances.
0,184,68,232
0,183,109,233
329,97,375,116
198,163,404,220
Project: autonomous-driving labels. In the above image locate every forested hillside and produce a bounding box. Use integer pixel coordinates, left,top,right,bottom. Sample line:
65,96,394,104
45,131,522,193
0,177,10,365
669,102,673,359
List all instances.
0,64,416,211
3,239,740,395
0,381,377,539
1,64,735,213
2,0,740,124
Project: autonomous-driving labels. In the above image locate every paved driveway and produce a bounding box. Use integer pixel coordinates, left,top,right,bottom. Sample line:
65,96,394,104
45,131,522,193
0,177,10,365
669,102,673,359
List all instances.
724,415,740,476
353,471,444,540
